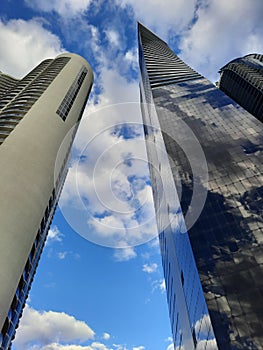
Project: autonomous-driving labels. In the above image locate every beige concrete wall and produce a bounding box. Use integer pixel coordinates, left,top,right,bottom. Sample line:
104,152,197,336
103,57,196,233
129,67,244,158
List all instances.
0,53,93,332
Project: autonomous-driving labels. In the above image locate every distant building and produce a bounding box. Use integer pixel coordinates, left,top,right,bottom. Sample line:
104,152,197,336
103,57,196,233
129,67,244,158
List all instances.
138,22,263,349
0,53,93,349
218,54,263,122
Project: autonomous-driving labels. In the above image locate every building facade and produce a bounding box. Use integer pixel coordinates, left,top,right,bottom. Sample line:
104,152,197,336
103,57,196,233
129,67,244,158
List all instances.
138,23,263,349
218,54,263,122
0,53,93,349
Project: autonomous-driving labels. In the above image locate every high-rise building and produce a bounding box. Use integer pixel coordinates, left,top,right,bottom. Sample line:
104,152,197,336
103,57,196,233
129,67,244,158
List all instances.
218,54,263,122
0,53,93,349
138,23,263,350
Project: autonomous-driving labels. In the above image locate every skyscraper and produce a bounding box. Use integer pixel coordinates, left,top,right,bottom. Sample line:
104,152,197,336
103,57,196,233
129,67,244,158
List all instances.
0,53,93,349
218,54,263,122
138,23,263,349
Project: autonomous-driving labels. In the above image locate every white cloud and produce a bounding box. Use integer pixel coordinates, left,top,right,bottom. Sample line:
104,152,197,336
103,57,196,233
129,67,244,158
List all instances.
58,96,158,249
14,11,153,251
179,0,263,81
159,279,166,293
89,342,108,350
97,66,139,104
124,48,137,64
55,18,154,249
142,263,158,274
58,251,68,260
123,48,138,72
166,344,174,350
152,279,166,294
18,340,148,350
14,305,95,349
102,333,110,341
25,0,91,18
25,343,112,350
0,18,63,78
111,345,144,350
105,29,120,47
119,0,262,83
47,226,64,244
165,337,173,343
148,237,160,249
13,307,143,350
150,278,166,294
113,247,137,261
117,0,196,39
33,344,100,350
112,345,128,350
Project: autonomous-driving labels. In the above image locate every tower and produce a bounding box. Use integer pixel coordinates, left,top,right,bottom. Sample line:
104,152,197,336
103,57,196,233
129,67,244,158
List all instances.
138,23,263,349
218,54,263,122
0,53,93,349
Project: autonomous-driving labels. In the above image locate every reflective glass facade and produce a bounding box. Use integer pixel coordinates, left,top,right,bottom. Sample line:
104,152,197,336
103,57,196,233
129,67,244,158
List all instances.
138,23,263,350
219,54,263,122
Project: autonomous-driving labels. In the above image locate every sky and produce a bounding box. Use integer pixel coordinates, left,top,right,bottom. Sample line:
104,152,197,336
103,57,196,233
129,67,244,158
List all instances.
0,1,262,350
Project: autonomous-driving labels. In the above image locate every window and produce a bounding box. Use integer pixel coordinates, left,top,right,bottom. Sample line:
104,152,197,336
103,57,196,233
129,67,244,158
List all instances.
0,57,70,145
56,67,87,121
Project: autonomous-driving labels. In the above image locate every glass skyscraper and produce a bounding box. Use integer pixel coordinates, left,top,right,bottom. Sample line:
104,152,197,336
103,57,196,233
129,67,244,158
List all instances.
0,53,93,349
138,23,263,350
218,54,263,122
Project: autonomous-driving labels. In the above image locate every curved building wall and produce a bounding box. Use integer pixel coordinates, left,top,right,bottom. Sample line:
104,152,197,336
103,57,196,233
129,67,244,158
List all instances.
0,73,18,98
219,54,263,122
0,53,93,348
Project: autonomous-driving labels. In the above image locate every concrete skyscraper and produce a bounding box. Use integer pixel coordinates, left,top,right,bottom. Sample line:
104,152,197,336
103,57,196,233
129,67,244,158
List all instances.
138,23,263,349
0,53,93,349
218,53,263,122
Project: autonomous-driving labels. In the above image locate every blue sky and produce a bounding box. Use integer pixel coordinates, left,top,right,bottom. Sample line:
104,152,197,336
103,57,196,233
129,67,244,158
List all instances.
0,1,262,349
